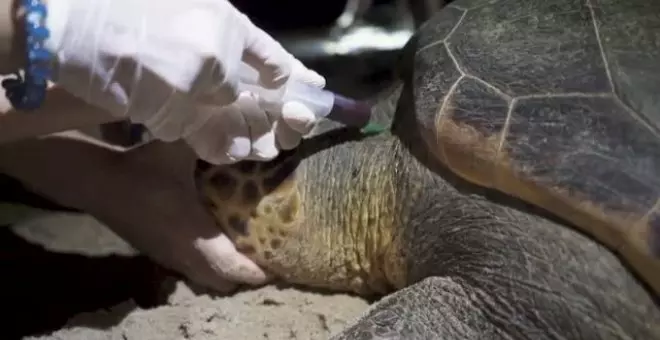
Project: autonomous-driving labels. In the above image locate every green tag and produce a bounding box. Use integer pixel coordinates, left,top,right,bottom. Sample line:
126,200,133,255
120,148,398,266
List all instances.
360,122,387,136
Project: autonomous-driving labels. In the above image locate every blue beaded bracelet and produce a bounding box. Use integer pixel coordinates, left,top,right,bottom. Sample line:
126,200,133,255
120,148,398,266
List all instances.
2,0,52,111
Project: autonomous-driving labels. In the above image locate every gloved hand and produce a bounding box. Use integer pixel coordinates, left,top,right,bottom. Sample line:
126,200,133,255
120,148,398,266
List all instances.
185,91,316,164
43,0,326,164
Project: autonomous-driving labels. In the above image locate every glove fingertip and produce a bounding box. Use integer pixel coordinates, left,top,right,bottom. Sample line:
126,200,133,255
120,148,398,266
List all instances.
228,136,252,160
253,146,278,161
295,71,325,88
306,71,326,88
251,132,279,160
281,101,317,134
274,121,302,151
290,57,326,88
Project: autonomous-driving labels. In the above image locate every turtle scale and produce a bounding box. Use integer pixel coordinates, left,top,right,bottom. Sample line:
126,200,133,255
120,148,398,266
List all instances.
412,0,660,294
447,0,612,97
590,0,660,129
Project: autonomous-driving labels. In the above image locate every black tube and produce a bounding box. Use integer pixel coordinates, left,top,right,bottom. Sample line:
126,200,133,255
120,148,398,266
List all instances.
326,93,372,128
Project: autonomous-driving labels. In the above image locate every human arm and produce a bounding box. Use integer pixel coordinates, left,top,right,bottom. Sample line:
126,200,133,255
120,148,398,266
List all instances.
0,132,269,292
0,85,120,144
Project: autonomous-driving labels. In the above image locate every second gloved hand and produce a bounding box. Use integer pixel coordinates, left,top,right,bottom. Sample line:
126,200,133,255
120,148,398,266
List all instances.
185,91,319,165
43,0,326,164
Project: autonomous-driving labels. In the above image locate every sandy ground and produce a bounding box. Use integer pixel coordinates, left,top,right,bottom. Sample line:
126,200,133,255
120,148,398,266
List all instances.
2,209,369,340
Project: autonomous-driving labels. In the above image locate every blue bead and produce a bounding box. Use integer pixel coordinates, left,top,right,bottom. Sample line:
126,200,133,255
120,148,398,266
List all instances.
28,48,50,61
32,3,46,14
39,28,49,39
31,26,49,39
32,69,49,80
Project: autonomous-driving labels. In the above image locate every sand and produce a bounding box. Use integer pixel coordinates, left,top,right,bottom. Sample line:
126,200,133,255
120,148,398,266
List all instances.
26,284,368,340
3,210,369,340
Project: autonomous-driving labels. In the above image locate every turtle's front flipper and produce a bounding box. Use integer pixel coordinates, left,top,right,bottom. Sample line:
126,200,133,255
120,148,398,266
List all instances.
329,194,660,340
331,273,659,340
330,276,502,340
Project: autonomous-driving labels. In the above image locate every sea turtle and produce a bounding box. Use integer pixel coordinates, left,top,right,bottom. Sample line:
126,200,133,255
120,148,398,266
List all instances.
0,0,659,338
192,0,660,338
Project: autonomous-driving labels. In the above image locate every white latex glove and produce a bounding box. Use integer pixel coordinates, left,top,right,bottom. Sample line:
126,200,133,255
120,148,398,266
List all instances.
44,0,326,164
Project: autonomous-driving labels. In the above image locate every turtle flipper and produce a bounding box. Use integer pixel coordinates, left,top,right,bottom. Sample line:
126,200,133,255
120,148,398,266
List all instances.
330,277,497,340
328,192,660,340
331,272,660,340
